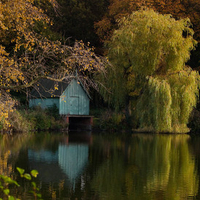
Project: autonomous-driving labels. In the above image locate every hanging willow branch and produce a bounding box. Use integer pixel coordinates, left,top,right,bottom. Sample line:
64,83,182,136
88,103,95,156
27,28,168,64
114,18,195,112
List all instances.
103,9,199,133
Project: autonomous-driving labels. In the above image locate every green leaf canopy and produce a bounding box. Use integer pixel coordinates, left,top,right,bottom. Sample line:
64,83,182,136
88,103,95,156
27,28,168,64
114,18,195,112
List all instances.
106,9,199,133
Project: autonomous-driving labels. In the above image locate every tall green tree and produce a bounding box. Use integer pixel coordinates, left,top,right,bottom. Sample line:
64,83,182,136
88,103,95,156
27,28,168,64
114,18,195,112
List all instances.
102,9,199,133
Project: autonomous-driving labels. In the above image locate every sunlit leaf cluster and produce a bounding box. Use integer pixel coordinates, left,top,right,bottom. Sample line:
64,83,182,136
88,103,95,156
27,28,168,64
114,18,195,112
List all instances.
0,92,15,130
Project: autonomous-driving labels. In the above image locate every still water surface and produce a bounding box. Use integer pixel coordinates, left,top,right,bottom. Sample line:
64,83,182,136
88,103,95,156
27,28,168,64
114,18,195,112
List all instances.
0,132,200,200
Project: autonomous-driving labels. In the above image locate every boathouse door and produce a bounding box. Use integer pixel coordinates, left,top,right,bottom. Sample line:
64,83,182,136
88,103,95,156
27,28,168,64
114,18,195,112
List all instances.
70,96,79,115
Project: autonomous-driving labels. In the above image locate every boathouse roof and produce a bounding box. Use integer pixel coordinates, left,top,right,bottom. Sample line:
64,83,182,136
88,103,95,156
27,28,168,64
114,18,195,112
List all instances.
30,78,90,99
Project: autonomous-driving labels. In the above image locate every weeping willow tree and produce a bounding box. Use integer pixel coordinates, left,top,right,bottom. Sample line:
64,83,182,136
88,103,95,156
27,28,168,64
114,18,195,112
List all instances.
102,9,200,133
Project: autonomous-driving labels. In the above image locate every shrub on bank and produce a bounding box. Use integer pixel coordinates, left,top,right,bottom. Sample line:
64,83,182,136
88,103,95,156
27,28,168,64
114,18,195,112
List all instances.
92,109,130,132
5,105,67,133
188,107,200,134
8,110,33,133
5,105,200,134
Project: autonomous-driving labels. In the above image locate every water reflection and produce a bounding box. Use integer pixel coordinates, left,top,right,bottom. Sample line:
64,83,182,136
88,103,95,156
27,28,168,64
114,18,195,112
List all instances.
58,144,88,185
92,134,198,200
0,134,32,177
28,132,90,188
0,133,199,200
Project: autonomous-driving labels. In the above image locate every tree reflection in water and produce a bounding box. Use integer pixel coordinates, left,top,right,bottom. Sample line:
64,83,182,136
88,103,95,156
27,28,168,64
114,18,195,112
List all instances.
92,134,198,200
0,133,198,200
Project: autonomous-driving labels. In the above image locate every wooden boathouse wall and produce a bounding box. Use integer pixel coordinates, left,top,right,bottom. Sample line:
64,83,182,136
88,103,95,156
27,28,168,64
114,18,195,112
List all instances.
59,79,90,116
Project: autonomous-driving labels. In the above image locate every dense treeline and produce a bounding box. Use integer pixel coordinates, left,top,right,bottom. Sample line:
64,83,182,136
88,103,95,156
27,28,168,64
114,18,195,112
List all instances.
36,0,200,72
1,0,200,133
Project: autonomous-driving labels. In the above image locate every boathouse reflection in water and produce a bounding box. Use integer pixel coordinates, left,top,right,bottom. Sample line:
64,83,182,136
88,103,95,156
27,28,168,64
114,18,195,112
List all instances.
28,132,91,187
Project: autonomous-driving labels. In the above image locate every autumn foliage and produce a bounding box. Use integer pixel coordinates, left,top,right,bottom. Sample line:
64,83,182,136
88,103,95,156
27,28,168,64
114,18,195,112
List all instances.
95,0,200,42
0,0,106,130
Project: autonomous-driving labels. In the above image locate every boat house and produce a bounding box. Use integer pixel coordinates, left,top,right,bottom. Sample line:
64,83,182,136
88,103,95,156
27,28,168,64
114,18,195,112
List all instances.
29,78,92,130
29,78,90,115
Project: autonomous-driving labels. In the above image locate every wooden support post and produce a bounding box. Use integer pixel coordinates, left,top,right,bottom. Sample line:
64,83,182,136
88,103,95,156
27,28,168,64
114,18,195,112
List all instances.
66,116,69,124
90,117,93,125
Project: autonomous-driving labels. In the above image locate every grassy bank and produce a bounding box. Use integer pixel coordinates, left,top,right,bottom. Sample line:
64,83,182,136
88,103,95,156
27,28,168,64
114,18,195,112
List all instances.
4,105,68,133
90,108,133,132
2,106,131,134
1,105,199,134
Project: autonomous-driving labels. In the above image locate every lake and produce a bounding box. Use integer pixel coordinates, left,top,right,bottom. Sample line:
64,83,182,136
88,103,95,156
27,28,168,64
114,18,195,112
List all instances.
0,132,200,200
